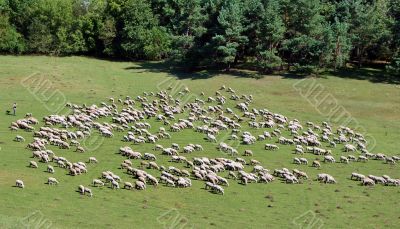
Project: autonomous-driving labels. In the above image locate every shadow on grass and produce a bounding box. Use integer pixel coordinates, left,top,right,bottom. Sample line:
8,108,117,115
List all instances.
323,68,400,84
124,62,263,80
125,61,400,84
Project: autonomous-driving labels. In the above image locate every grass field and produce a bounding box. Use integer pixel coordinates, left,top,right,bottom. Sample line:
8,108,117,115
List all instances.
0,56,399,229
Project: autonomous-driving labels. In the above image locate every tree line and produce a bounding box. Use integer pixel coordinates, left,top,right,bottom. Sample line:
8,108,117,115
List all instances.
0,0,399,75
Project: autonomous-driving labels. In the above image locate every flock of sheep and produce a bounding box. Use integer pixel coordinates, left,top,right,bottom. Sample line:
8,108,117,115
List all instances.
11,85,399,197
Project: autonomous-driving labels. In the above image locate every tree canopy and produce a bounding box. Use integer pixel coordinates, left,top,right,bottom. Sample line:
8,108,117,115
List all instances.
0,0,399,74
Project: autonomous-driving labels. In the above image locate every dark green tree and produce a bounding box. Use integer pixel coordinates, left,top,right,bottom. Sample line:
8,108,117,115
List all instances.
349,0,393,66
211,0,247,70
282,0,327,72
0,13,24,53
255,0,285,72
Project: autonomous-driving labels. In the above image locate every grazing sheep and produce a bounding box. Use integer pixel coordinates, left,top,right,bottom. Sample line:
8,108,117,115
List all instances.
16,180,24,188
143,153,157,161
10,86,389,198
340,156,349,164
48,177,59,185
205,182,215,190
181,169,190,177
323,155,336,163
70,168,78,176
148,161,160,170
111,180,120,189
265,144,279,150
207,134,217,142
386,157,396,164
70,140,80,146
165,179,175,187
285,175,299,184
312,160,321,168
93,179,104,187
347,155,356,161
227,171,237,180
325,176,336,184
357,155,368,162
344,144,357,152
250,159,260,165
47,165,55,173
317,173,336,184
295,148,304,155
217,177,229,186
392,156,400,161
75,146,85,153
299,158,308,165
243,150,253,156
57,160,65,168
194,144,203,151
171,143,180,150
154,144,163,151
124,182,134,190
147,175,159,186
78,185,85,194
293,157,301,164
351,173,365,181
88,157,98,163
212,185,224,195
177,177,192,188
15,135,25,142
29,161,38,168
140,161,149,168
362,178,375,186
84,187,93,197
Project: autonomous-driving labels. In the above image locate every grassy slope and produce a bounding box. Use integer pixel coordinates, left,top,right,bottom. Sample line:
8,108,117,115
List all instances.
0,56,399,229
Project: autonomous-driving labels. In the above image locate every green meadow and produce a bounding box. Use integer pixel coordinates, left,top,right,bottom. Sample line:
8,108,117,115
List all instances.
0,56,399,228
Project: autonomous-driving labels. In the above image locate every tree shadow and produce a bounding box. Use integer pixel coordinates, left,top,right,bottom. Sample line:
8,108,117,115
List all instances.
123,61,400,84
325,68,400,84
124,62,263,80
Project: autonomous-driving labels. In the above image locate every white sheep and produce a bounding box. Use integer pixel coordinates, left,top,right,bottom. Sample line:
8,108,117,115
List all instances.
29,161,38,168
78,185,85,194
124,182,134,190
312,161,321,168
362,178,375,186
111,180,120,189
350,173,365,181
207,134,217,142
340,156,349,164
92,179,104,187
293,157,301,164
84,187,93,197
75,146,85,153
357,155,368,162
344,144,357,152
212,185,224,195
16,180,24,188
88,157,98,163
47,165,55,173
323,155,336,163
47,177,59,185
299,158,308,165
15,135,25,142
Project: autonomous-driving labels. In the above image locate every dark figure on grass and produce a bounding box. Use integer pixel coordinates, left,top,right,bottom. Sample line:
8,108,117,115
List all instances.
12,103,17,116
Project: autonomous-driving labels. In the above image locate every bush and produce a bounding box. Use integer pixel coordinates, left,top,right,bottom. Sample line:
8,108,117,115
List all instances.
257,50,282,73
0,14,25,53
386,55,400,77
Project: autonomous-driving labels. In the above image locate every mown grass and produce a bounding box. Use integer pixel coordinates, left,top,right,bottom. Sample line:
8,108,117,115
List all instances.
0,56,399,229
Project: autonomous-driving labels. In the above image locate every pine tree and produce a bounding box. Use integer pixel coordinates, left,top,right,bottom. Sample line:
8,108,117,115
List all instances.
349,0,392,66
256,0,285,72
282,0,327,72
211,0,247,70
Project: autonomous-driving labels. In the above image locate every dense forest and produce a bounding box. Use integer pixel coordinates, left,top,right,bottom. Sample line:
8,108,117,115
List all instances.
0,0,399,74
